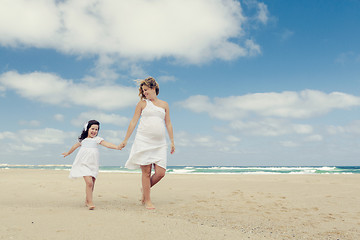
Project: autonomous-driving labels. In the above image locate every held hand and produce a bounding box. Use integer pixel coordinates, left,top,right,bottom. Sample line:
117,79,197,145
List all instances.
118,140,127,150
170,143,175,154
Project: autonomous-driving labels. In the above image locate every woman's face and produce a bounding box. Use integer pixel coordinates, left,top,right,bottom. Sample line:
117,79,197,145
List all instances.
142,85,156,99
87,124,99,138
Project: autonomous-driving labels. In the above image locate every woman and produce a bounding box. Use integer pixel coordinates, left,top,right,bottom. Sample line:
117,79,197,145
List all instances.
119,77,175,209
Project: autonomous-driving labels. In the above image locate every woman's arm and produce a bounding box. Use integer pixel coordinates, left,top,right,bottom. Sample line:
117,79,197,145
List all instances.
62,142,81,157
164,102,175,154
119,101,145,149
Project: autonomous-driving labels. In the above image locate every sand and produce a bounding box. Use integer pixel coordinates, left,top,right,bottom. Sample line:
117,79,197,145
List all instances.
1,169,360,240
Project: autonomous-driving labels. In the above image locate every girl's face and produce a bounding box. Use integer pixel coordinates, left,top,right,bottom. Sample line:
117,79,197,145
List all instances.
87,124,99,138
142,85,156,99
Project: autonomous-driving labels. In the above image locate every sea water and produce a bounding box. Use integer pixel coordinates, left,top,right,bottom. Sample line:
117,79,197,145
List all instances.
1,164,359,174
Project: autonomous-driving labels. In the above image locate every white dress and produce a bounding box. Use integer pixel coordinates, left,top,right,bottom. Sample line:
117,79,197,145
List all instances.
69,136,104,179
125,100,167,169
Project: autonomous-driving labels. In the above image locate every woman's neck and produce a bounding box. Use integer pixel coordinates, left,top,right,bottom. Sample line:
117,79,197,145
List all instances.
148,96,158,102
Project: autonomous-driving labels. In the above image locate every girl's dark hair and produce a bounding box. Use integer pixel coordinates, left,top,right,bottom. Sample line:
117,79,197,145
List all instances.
78,120,100,142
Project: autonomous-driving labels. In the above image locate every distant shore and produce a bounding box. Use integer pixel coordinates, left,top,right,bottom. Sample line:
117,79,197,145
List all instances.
1,169,359,239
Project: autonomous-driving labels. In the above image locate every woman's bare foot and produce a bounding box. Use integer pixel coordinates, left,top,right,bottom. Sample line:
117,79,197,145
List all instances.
144,201,155,210
86,201,95,210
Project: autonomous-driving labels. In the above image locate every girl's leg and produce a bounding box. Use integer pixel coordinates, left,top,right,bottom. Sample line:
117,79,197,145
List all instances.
83,176,95,210
150,164,166,187
141,165,155,209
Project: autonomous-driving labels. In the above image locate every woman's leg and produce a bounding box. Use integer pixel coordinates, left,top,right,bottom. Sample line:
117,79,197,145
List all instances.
140,165,155,209
92,177,96,191
83,176,95,209
150,164,166,187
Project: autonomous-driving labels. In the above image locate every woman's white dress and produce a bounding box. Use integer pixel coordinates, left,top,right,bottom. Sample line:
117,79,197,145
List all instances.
125,100,167,169
69,136,104,179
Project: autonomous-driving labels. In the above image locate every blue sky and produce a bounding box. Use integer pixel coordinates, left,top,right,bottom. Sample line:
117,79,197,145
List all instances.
1,0,360,166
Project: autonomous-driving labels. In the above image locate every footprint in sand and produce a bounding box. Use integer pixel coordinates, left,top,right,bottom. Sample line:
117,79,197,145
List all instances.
231,190,243,196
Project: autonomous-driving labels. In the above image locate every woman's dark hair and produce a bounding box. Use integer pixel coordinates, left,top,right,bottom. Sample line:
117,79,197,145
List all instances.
78,120,100,142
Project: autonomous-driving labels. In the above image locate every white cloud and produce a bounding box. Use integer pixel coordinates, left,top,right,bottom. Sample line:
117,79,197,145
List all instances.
72,111,130,127
21,128,67,145
0,0,259,64
0,85,6,95
0,127,123,155
179,90,360,137
0,0,61,48
0,131,16,140
226,135,241,142
327,125,344,135
292,124,313,134
327,120,360,135
0,128,70,153
304,134,323,142
193,136,215,147
245,39,261,56
19,120,41,127
174,131,191,147
280,141,298,148
230,119,313,136
180,90,360,121
0,71,139,110
280,29,294,41
256,2,269,24
11,144,38,152
157,75,177,83
82,54,121,83
334,51,360,65
54,114,65,122
1,128,80,160
129,64,148,79
101,130,124,145
243,0,270,26
174,131,241,150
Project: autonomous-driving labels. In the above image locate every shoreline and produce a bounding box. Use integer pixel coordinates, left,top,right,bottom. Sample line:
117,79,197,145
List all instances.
1,165,360,175
1,169,360,239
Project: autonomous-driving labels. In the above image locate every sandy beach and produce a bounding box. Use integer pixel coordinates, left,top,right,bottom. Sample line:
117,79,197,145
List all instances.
1,169,360,239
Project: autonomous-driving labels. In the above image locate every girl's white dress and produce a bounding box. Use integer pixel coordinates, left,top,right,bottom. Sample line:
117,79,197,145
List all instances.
69,136,104,179
125,99,167,169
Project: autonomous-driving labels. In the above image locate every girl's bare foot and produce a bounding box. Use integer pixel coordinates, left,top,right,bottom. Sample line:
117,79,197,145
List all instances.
140,188,145,205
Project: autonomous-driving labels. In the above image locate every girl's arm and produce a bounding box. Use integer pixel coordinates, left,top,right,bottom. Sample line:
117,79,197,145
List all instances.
100,140,119,150
164,102,175,154
62,142,81,157
119,101,144,149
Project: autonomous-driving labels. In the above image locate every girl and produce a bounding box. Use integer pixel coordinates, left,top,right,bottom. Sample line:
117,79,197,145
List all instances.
119,77,175,210
62,120,119,210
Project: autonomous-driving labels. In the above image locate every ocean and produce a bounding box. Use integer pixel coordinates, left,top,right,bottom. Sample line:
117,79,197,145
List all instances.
1,164,360,174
